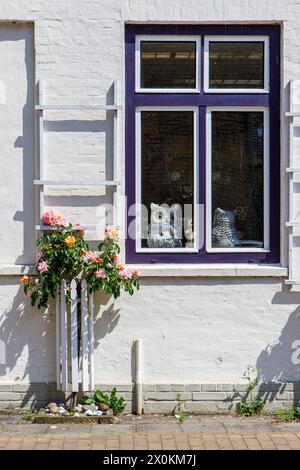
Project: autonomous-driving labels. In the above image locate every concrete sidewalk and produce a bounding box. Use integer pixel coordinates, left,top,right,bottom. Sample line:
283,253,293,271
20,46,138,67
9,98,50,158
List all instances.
1,414,300,450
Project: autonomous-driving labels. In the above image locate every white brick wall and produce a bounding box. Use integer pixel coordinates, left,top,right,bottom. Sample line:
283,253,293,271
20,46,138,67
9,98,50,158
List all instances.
0,1,299,388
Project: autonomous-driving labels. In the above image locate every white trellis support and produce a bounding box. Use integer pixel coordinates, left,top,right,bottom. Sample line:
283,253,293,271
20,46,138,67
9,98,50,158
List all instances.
81,280,89,391
89,291,95,391
34,79,122,235
60,280,68,391
70,280,79,392
286,80,300,286
34,79,122,391
55,288,61,390
56,280,95,392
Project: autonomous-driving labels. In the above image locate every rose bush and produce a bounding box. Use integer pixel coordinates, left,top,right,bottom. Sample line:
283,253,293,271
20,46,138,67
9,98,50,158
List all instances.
20,211,140,309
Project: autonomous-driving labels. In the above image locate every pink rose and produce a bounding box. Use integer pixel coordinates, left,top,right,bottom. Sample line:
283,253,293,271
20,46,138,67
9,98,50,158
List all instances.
94,268,105,279
41,210,68,227
131,269,140,278
113,256,120,266
41,210,56,226
118,268,133,280
36,251,44,262
37,260,49,274
83,251,101,264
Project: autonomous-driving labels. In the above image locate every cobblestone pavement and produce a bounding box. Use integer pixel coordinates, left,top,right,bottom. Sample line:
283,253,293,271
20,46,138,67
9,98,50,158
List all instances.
1,415,300,450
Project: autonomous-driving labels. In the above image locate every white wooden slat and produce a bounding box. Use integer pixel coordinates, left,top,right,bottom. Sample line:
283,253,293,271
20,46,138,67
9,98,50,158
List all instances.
81,280,89,391
290,80,294,114
38,80,44,225
36,224,120,231
113,80,119,230
55,288,61,390
60,280,68,391
287,79,299,285
286,168,300,172
88,292,95,391
35,104,122,111
71,280,79,392
286,222,300,227
34,180,120,186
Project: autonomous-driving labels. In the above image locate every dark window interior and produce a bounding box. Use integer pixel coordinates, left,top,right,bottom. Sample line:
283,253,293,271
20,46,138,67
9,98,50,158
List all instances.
211,111,264,248
141,41,196,89
209,41,264,89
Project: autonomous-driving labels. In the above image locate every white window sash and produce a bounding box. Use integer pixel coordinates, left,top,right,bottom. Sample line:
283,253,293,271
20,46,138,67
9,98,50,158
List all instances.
206,106,270,253
135,35,201,93
135,106,199,253
204,36,270,94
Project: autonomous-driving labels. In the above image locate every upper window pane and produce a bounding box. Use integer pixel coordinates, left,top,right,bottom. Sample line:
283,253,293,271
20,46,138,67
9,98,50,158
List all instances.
208,41,265,90
140,41,197,89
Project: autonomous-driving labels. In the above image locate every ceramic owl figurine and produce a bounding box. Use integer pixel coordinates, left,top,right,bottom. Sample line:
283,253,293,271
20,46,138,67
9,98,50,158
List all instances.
147,203,182,248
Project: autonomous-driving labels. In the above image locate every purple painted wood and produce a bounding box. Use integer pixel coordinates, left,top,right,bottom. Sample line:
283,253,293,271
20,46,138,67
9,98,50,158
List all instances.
125,24,280,264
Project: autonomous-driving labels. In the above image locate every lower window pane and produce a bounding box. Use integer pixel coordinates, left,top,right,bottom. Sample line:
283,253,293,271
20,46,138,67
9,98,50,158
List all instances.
211,111,264,249
140,111,194,250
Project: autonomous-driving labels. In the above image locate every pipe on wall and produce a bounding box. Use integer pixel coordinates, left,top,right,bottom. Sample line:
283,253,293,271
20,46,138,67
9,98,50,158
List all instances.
134,339,143,415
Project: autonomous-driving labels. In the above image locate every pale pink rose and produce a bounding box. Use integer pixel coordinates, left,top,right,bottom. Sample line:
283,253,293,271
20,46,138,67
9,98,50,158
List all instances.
83,251,101,264
41,210,68,227
36,251,44,262
94,268,105,279
113,256,120,266
41,210,56,226
131,269,140,278
26,288,34,297
54,214,68,227
105,228,118,240
37,260,49,274
118,268,133,280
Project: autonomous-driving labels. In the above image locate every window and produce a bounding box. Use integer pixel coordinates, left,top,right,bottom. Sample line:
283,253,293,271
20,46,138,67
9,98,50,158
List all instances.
126,25,280,264
204,36,269,93
135,36,200,93
136,107,199,252
206,107,269,253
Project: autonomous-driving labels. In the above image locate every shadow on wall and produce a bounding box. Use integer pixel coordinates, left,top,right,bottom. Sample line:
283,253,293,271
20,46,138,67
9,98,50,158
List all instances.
8,23,35,265
0,281,123,409
0,278,59,408
255,287,300,404
93,290,121,346
3,276,300,408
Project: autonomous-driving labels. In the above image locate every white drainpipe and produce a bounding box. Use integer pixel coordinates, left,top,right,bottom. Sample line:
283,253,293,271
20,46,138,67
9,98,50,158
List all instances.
135,339,143,415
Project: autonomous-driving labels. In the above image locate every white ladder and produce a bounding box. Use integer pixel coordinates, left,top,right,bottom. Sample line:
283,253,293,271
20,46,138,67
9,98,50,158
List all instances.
34,79,122,234
286,80,300,286
34,80,122,391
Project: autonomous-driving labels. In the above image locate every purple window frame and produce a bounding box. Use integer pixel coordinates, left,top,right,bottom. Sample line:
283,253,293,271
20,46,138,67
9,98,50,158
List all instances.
125,24,280,264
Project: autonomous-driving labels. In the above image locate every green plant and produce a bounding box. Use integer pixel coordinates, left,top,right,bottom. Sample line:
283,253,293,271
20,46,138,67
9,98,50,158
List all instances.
20,211,140,309
22,410,37,421
109,387,126,416
238,367,266,416
82,387,126,416
275,403,300,422
239,395,266,416
172,394,187,424
94,389,110,407
82,395,95,405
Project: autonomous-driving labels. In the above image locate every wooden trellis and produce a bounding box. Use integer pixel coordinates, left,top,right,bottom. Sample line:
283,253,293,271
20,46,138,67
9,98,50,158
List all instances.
34,80,121,391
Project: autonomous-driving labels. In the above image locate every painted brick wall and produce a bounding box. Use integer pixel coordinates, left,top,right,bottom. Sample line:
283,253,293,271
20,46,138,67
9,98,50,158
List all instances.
0,1,299,399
